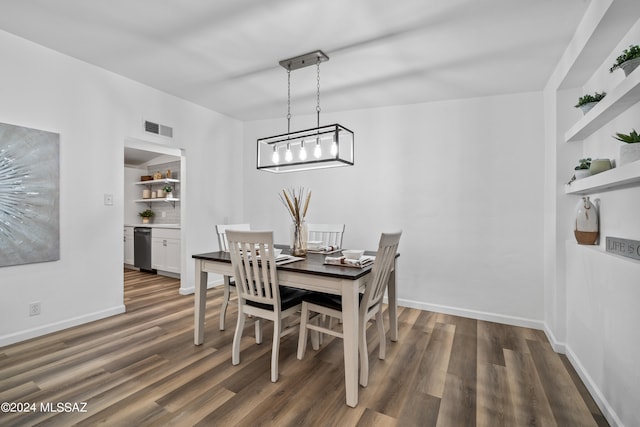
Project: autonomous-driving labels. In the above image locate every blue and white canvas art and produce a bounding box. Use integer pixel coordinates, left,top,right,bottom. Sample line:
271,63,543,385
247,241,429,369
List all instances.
0,122,60,267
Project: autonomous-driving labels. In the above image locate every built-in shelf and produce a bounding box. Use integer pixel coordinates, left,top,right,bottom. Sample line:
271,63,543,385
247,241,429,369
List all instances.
134,178,180,207
565,159,640,194
135,178,179,185
565,67,640,142
134,198,180,203
567,240,640,265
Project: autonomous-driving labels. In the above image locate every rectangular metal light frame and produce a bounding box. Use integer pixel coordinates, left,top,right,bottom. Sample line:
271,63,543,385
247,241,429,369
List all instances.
257,123,354,173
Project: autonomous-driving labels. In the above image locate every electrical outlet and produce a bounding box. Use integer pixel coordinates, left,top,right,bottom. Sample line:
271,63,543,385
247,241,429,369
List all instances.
161,211,166,218
29,302,41,316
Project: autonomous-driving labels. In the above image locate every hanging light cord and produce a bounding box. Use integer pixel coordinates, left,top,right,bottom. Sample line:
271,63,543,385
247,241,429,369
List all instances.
316,57,321,128
287,68,292,135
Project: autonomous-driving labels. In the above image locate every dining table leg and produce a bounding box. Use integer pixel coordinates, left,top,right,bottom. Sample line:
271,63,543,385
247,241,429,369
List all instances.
342,279,359,407
388,259,398,342
194,259,207,345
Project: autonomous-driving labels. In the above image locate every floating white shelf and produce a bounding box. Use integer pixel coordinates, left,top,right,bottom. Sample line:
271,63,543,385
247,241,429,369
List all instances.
135,198,180,203
567,240,640,265
565,67,640,142
135,178,180,185
565,159,640,195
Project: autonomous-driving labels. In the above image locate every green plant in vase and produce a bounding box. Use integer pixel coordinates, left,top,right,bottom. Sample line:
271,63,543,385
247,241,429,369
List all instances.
162,185,173,198
569,158,591,183
613,129,640,143
138,209,154,223
614,129,640,165
609,44,640,75
574,92,606,115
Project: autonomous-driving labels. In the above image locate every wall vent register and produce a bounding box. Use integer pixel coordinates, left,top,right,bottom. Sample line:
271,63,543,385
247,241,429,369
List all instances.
144,120,173,138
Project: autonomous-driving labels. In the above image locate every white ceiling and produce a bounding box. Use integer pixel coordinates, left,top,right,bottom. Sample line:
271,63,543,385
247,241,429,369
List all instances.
0,0,590,122
123,147,173,167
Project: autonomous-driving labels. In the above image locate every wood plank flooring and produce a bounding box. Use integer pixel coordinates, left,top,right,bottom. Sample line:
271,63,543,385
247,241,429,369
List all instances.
0,269,608,426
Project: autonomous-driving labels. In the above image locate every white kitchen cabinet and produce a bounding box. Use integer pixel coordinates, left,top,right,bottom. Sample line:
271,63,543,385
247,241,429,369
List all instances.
151,228,181,274
124,226,134,265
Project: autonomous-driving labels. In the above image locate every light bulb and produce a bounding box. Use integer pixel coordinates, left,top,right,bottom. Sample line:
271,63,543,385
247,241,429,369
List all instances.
330,135,338,156
299,141,307,161
285,143,293,162
272,146,279,164
314,138,322,158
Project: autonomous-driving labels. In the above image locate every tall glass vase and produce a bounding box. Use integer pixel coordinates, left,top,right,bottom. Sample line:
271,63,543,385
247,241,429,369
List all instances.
291,221,308,256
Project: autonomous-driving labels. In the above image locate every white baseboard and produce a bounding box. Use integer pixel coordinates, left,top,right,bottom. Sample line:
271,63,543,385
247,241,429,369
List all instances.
0,305,126,348
179,278,224,295
542,323,620,427
542,323,567,353
397,298,545,330
564,345,623,427
157,270,180,279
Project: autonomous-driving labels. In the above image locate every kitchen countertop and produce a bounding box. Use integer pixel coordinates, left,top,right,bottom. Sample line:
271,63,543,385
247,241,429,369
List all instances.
125,223,180,229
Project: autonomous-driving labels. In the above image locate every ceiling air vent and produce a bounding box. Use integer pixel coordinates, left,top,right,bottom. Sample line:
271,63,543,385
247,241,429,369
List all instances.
144,120,173,138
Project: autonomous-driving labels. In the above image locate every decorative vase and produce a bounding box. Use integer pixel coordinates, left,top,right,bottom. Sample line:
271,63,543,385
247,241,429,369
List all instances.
574,169,590,180
142,217,150,224
165,191,172,199
579,102,599,115
619,57,640,77
619,143,640,166
574,196,598,245
589,158,612,175
291,221,308,256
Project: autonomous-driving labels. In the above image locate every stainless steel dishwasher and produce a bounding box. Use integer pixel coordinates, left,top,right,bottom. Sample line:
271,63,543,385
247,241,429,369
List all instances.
134,227,153,271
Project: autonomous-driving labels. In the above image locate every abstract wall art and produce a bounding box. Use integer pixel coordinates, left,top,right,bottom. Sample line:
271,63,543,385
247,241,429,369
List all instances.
0,122,60,267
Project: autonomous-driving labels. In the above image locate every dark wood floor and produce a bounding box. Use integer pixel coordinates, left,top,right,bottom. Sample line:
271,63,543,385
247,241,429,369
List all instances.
0,269,607,426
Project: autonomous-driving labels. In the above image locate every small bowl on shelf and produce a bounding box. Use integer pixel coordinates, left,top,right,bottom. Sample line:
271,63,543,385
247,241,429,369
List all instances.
342,249,364,260
589,158,612,175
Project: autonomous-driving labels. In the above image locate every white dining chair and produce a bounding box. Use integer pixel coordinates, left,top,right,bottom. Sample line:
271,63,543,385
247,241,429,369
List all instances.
306,223,346,339
307,223,345,248
296,231,402,387
216,223,251,251
227,230,308,382
215,223,250,330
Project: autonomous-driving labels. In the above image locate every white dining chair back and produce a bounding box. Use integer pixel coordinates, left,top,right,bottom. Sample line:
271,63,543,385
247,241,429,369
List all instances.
361,231,401,318
216,223,250,251
215,223,250,331
227,230,306,382
307,223,345,248
297,230,402,387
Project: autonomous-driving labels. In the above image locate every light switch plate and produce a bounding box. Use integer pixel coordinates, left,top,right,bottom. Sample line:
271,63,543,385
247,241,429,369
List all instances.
104,194,113,206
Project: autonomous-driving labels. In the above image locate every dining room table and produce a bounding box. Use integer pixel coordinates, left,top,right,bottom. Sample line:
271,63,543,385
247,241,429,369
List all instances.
191,245,399,408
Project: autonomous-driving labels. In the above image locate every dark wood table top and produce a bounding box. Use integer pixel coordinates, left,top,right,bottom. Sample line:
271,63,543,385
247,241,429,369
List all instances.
192,245,381,280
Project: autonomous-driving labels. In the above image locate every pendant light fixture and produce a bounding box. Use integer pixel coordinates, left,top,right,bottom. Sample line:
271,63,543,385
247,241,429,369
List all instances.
257,50,354,173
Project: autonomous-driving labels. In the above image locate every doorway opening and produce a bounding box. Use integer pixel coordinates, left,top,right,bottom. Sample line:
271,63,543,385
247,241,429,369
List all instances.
124,137,186,293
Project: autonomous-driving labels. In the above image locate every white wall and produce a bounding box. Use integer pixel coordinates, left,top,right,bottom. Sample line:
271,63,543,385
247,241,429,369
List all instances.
544,2,640,425
243,92,546,326
0,29,243,345
564,19,640,427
